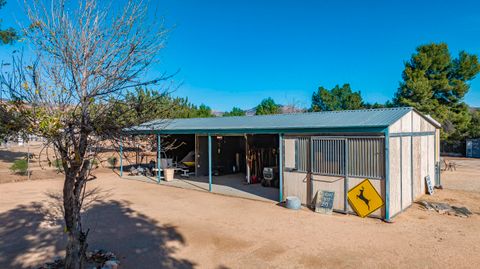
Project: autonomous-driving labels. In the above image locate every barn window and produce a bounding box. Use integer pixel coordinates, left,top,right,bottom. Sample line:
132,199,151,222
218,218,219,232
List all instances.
310,137,385,179
295,137,309,172
311,137,345,176
347,138,384,179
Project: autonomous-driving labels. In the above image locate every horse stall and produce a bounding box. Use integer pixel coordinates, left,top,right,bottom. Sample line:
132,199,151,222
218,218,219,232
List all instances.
282,109,440,219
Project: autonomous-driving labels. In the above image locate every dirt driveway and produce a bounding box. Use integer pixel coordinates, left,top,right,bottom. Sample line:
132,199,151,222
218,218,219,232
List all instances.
0,156,479,268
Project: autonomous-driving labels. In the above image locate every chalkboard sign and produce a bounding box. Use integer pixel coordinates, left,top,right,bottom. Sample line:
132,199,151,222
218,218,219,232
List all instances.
315,190,335,214
425,175,434,195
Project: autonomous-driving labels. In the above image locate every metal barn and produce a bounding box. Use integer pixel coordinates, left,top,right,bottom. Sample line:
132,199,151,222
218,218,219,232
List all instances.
124,107,441,221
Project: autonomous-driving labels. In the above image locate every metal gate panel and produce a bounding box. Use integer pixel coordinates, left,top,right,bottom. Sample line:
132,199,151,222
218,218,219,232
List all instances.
311,137,345,176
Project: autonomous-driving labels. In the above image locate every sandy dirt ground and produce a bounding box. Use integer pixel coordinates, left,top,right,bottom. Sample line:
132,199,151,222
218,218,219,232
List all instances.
1,144,480,268
0,141,146,184
0,142,58,183
440,157,480,192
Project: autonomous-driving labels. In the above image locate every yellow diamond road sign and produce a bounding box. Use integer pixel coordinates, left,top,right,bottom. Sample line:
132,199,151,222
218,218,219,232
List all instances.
347,179,384,218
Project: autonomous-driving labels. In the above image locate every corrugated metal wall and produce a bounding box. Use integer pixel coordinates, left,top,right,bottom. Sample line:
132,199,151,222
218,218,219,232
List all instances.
310,137,384,179
348,138,384,179
311,137,345,176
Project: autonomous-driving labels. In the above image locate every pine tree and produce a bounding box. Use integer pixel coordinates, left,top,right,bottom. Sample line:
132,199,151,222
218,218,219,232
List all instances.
394,43,480,140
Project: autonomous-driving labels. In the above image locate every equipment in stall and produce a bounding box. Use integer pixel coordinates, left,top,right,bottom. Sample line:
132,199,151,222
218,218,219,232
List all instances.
247,147,278,187
160,158,173,168
175,150,195,177
179,151,195,168
262,166,278,187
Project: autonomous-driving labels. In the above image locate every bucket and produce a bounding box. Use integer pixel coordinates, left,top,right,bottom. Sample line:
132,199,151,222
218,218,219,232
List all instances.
164,168,175,181
286,196,301,210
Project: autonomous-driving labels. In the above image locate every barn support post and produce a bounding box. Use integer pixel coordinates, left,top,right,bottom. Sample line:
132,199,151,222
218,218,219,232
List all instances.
279,133,284,202
208,134,212,192
344,138,349,213
384,129,390,222
309,136,314,208
157,134,161,183
194,134,197,177
120,137,123,177
434,132,441,187
245,134,250,184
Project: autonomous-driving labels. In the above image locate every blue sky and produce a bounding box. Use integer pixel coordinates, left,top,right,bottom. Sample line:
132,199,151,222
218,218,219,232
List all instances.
2,0,480,111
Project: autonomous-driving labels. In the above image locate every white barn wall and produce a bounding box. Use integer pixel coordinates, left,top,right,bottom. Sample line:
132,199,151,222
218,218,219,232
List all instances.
283,171,308,204
401,136,413,209
284,138,296,168
420,135,428,195
389,111,413,133
388,137,402,216
411,110,436,132
412,136,423,199
388,110,439,217
428,135,435,188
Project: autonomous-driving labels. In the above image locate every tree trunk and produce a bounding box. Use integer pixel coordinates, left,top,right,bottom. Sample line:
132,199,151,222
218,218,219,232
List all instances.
65,229,85,269
63,171,88,269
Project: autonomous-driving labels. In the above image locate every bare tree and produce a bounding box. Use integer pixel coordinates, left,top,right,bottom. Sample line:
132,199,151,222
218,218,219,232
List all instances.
0,0,169,267
282,97,306,114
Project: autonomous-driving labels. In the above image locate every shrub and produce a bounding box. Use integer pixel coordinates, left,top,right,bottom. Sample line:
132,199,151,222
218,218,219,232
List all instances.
107,156,118,168
10,159,28,175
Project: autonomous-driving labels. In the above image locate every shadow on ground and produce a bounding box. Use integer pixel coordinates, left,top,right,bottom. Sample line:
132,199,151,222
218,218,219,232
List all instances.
0,199,195,269
0,149,28,163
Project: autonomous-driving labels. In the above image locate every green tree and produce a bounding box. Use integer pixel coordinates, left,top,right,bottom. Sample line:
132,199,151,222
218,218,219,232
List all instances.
196,104,214,117
363,100,395,109
467,109,480,138
103,88,216,127
0,0,18,44
170,97,206,118
255,97,280,115
394,43,480,140
223,107,245,117
124,87,171,124
311,84,364,111
0,102,27,142
0,0,19,141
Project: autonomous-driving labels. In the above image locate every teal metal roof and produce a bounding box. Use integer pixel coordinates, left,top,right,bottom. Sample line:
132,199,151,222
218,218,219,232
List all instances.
126,107,425,134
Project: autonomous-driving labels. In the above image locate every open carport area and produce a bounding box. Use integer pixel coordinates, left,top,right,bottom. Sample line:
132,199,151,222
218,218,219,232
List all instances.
120,132,281,202
123,173,279,202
